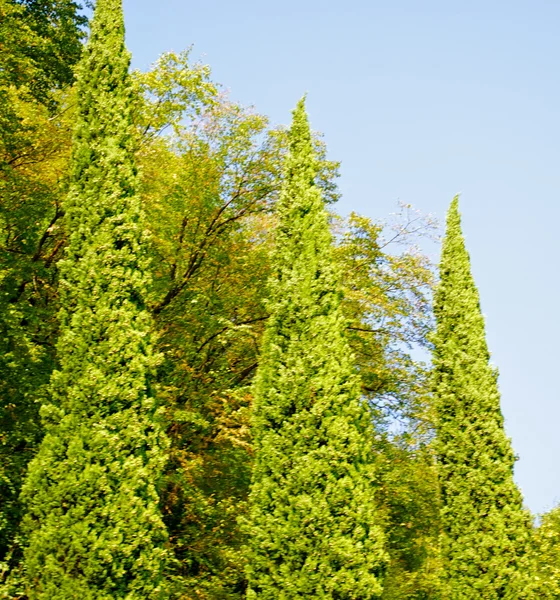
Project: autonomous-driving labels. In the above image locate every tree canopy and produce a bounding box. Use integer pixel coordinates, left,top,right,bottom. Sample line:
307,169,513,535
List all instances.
0,3,545,599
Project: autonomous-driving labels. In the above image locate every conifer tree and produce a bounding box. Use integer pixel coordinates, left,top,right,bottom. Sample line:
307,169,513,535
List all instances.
0,0,86,576
245,99,386,599
432,197,532,599
20,1,169,597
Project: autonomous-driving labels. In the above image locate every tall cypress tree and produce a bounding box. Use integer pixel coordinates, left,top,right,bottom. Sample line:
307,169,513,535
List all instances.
0,0,86,576
246,99,386,599
432,197,531,599
20,1,169,597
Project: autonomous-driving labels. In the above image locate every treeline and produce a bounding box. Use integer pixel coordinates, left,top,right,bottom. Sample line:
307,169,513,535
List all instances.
0,1,557,598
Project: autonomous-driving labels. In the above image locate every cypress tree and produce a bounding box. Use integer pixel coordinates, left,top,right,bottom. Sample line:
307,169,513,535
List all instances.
432,197,532,599
246,99,386,599
20,1,169,597
0,0,85,576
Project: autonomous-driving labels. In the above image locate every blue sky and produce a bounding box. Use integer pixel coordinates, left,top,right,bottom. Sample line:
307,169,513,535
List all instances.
120,0,560,514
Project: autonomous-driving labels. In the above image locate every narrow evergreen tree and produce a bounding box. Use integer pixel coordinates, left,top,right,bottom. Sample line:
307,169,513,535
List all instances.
246,99,386,599
20,1,169,597
432,197,532,599
0,0,86,577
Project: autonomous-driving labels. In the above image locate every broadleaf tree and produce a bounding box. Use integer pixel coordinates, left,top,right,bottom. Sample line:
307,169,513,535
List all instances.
525,504,560,597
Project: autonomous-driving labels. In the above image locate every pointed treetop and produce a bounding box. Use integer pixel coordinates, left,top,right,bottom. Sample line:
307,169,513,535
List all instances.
439,194,478,289
434,193,489,365
278,96,322,224
448,193,459,215
272,96,331,284
285,96,314,173
290,95,310,135
433,194,532,597
445,194,462,234
69,0,134,189
246,92,386,599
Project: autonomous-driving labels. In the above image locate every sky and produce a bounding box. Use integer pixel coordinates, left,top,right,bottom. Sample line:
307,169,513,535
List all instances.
118,0,560,515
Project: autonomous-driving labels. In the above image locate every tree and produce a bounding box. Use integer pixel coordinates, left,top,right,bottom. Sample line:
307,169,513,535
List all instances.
0,88,74,588
136,60,345,596
0,0,85,159
525,505,560,597
245,99,386,599
19,0,169,597
0,0,85,584
336,211,443,599
0,17,444,592
145,93,275,599
4,0,86,104
432,196,532,599
140,97,437,597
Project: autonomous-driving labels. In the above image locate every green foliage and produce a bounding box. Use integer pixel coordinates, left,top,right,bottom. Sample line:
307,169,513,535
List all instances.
133,49,218,141
144,96,275,598
525,506,560,597
0,91,73,588
0,0,84,584
432,196,532,599
137,57,435,595
0,1,539,596
8,0,86,104
336,209,442,599
245,99,387,599
336,208,435,421
19,1,169,597
376,437,442,600
0,0,85,159
136,53,346,596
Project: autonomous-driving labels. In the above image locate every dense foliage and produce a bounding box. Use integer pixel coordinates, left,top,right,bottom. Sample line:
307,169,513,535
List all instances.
0,0,85,583
245,100,386,598
432,197,532,599
525,505,560,597
0,1,546,599
18,0,169,597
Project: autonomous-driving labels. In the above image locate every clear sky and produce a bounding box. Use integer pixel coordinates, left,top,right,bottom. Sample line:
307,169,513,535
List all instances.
120,0,560,515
